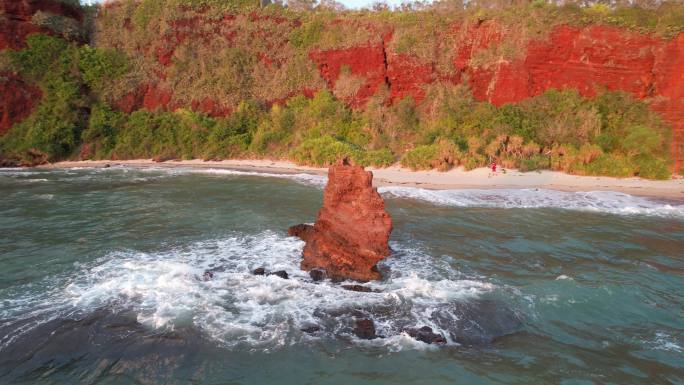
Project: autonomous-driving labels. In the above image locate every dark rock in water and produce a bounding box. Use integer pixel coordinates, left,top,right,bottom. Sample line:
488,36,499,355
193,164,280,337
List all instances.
0,308,210,384
309,268,327,281
353,318,377,340
404,326,447,345
252,267,266,276
342,284,375,293
300,325,320,334
432,299,523,345
268,270,289,279
288,223,314,242
202,271,214,281
103,163,111,168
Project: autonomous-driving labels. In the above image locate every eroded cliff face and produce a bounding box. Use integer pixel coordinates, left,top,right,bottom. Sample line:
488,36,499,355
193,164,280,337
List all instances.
2,1,683,169
0,73,41,135
0,0,82,133
307,22,684,169
290,159,392,282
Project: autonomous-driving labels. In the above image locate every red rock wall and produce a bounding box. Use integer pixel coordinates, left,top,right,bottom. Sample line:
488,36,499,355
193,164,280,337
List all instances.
652,33,684,172
0,0,83,136
309,43,387,108
0,73,41,135
305,22,683,169
459,25,683,170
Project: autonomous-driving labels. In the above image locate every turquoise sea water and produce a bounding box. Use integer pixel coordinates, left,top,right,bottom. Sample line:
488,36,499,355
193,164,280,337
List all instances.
1,166,683,385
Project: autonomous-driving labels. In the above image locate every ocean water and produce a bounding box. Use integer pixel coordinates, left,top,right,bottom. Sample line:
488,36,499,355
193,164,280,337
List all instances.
1,166,683,385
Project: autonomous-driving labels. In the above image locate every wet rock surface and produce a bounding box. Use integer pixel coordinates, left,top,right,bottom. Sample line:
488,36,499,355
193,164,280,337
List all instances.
353,319,377,340
309,268,326,282
268,270,289,280
404,326,447,345
432,299,524,345
341,284,378,293
309,297,522,345
290,158,392,282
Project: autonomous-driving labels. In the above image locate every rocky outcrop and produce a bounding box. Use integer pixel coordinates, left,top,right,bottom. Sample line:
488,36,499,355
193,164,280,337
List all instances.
290,158,392,282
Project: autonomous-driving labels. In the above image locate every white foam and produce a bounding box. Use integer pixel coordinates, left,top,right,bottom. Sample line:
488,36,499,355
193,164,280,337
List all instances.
130,167,327,187
2,232,495,351
379,187,684,218
650,332,683,353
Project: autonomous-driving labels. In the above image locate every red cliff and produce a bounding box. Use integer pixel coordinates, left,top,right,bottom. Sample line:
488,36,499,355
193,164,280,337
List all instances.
0,73,41,135
0,0,83,136
289,158,392,282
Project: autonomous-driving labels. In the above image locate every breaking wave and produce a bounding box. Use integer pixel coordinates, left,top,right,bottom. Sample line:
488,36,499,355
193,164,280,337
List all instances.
0,232,498,352
379,187,684,218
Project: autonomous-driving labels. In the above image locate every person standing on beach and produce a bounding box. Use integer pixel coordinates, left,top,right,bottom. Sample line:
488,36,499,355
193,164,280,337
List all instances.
491,161,497,173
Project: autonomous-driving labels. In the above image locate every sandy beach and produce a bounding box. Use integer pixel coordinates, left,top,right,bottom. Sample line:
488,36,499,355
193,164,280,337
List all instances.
41,159,684,200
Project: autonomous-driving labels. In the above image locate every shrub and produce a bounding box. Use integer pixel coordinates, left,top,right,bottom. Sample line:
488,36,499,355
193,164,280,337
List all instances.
9,34,70,81
635,156,670,180
583,154,636,178
462,153,487,171
82,103,125,158
290,136,359,167
518,155,548,172
289,19,324,48
358,148,395,168
400,139,460,171
78,46,129,94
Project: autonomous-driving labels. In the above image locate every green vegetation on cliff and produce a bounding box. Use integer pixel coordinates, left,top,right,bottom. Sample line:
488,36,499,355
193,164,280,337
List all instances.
1,0,681,179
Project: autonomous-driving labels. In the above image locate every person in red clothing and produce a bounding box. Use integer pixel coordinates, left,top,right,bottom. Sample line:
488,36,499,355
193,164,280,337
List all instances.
491,161,497,173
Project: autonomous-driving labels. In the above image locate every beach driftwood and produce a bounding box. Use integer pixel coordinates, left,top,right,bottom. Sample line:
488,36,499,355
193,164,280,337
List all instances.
289,158,392,282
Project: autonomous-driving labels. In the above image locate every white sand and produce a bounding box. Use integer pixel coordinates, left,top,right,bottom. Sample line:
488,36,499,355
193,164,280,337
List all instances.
42,159,684,200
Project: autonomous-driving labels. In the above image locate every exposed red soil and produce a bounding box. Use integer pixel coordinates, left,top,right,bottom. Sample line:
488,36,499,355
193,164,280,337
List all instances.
309,43,388,108
0,73,41,135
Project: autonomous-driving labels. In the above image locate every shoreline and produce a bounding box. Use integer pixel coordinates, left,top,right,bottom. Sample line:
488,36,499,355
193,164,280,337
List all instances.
39,159,684,200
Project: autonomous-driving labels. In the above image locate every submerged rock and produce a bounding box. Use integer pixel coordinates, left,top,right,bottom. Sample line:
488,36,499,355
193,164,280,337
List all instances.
251,267,288,279
341,284,377,293
353,318,377,340
432,299,523,345
404,326,447,345
268,270,289,280
300,325,320,334
290,158,392,282
309,268,327,282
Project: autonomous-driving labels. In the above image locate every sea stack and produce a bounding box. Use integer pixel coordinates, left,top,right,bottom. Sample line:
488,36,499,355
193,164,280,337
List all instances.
289,158,392,281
